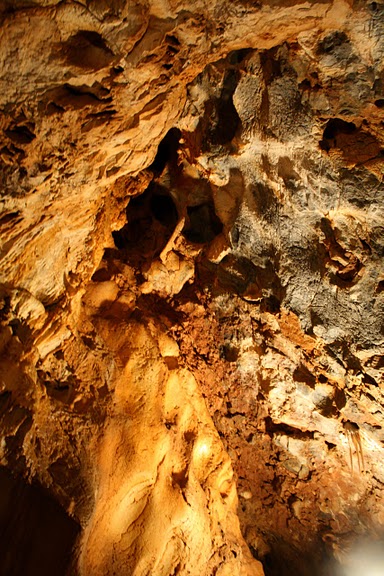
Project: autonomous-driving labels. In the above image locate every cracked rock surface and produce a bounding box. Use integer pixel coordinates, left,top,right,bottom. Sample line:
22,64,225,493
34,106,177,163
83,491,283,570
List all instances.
0,1,384,575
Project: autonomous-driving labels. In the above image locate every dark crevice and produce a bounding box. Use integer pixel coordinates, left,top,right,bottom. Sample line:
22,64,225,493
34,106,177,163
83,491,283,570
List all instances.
264,417,315,439
165,34,181,46
39,83,112,115
0,211,21,226
149,127,181,175
334,387,347,410
320,118,356,152
64,83,111,101
260,48,282,84
5,125,36,145
363,373,378,386
220,344,240,362
63,31,115,70
112,182,178,259
259,540,330,576
0,467,80,576
228,48,253,65
203,68,241,150
376,280,384,293
183,203,223,244
293,364,316,388
317,31,350,53
150,193,178,228
320,118,381,163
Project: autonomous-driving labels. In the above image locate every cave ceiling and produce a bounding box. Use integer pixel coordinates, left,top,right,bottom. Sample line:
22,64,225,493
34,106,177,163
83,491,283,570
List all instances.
0,1,384,575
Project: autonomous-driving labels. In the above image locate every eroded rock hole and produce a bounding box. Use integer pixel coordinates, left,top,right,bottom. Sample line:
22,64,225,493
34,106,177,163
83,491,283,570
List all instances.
5,124,36,145
316,31,352,58
113,183,178,258
221,344,239,362
64,31,114,70
149,127,181,174
183,203,223,244
376,279,384,293
228,48,253,65
320,118,381,163
320,118,357,151
205,68,241,149
150,193,178,228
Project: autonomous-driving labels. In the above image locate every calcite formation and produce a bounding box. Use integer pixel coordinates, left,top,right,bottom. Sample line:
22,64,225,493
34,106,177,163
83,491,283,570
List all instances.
0,1,384,575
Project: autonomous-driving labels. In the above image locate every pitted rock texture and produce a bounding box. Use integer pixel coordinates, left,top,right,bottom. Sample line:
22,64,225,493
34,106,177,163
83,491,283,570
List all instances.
0,1,384,576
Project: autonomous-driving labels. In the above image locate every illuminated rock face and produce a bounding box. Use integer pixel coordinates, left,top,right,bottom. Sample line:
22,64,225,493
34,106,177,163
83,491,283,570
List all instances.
78,314,261,576
0,1,384,575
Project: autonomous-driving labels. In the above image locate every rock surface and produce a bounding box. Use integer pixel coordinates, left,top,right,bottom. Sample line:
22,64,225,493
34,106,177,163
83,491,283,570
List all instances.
0,0,384,575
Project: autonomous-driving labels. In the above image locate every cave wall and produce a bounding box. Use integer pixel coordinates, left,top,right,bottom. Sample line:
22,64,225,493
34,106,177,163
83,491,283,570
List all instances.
0,1,384,575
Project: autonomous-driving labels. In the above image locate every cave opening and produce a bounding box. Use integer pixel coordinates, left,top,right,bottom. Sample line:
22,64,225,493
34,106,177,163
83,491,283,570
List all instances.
320,118,381,163
64,30,115,70
148,127,181,175
183,203,223,244
112,181,179,260
0,467,79,576
204,68,242,149
320,118,357,152
150,192,178,228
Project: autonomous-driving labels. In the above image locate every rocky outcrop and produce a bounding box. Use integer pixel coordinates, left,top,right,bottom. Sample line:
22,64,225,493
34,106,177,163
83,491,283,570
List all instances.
0,1,384,575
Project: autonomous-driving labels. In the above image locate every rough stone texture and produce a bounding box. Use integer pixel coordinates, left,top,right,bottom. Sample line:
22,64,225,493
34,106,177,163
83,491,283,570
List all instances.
0,0,384,575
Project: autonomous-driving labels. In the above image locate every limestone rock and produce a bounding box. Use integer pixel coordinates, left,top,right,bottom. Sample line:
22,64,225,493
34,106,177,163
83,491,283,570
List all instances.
1,1,384,575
